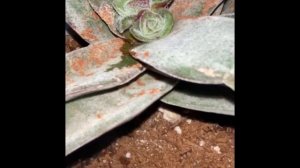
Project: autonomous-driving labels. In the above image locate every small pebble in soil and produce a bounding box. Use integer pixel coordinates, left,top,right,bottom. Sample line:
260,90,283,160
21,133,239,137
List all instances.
186,119,192,124
212,146,222,154
125,152,131,158
199,140,205,146
174,126,182,135
160,107,182,123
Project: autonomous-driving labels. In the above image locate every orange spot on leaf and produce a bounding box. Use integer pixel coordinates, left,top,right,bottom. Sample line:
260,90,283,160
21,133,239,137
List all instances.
81,28,97,41
92,11,100,20
134,90,146,97
131,63,143,69
89,44,105,65
96,113,102,119
136,79,145,86
99,4,115,27
201,0,222,15
148,88,161,94
66,76,74,84
88,38,125,66
143,51,150,58
170,0,222,20
71,58,87,76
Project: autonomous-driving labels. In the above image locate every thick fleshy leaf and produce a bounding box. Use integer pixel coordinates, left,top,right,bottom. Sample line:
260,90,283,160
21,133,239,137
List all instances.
130,16,234,90
210,0,225,16
130,9,174,42
161,82,234,115
222,0,234,14
66,38,145,101
66,72,177,155
66,0,114,43
211,0,235,16
88,0,125,37
169,0,223,20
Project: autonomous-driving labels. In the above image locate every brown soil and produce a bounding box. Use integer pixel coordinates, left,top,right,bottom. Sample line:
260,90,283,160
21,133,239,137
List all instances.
66,103,234,168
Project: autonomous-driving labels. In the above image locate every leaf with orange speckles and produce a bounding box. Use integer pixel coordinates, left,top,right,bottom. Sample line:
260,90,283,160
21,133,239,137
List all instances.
88,0,125,38
66,72,177,155
66,0,114,43
161,82,234,116
66,38,146,102
131,16,234,90
169,0,224,20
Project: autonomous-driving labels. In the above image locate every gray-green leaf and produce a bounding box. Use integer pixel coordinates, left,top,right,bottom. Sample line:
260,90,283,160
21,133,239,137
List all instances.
161,82,234,115
130,16,234,90
170,0,223,20
66,0,114,43
66,72,177,155
88,0,125,37
66,38,145,101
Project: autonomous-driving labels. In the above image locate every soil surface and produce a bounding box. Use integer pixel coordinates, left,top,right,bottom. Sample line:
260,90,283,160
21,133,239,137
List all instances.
65,103,234,168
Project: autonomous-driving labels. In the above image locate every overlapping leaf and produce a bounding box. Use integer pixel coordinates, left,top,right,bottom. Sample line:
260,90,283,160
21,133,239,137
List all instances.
66,0,114,43
222,0,234,14
161,82,234,115
88,0,124,37
169,0,223,20
66,72,177,155
130,16,234,90
66,38,145,101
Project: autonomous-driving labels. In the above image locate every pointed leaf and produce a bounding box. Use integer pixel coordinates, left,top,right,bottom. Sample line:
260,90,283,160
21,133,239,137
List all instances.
66,0,114,43
222,0,234,14
161,82,234,115
66,38,145,101
88,0,125,37
211,0,235,16
130,16,234,90
66,72,177,155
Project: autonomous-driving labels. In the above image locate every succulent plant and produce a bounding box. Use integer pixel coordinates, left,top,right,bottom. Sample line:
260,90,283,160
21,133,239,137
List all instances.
66,0,234,155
